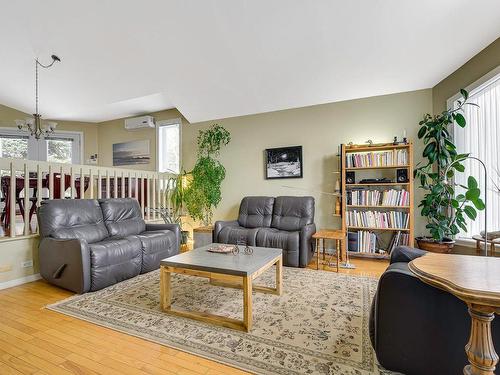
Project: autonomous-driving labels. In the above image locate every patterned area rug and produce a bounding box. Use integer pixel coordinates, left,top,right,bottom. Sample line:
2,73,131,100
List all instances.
47,267,395,375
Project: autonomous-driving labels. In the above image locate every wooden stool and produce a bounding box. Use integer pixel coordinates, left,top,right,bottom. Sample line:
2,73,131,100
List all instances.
472,235,500,255
312,229,345,272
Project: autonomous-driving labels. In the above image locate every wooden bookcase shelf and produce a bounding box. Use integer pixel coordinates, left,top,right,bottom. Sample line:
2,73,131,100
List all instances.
341,142,414,259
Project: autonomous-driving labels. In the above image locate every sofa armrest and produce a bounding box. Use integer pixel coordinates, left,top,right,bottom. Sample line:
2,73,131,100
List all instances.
390,246,427,264
299,223,316,267
145,223,181,251
39,237,91,294
213,220,239,242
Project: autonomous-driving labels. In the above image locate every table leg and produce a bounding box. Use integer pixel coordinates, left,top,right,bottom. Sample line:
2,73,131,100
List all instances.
464,305,498,375
336,239,340,273
160,266,171,311
322,238,325,261
316,238,320,270
275,256,283,296
243,276,253,331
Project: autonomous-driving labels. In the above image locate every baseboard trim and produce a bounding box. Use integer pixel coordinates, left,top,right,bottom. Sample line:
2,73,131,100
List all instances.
0,273,42,290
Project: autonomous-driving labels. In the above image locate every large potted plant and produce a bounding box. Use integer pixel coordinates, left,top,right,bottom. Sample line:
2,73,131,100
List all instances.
414,89,485,253
184,124,231,225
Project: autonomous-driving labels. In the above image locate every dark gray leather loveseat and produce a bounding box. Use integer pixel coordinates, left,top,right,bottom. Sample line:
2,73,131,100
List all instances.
370,246,500,375
37,198,180,293
214,196,316,267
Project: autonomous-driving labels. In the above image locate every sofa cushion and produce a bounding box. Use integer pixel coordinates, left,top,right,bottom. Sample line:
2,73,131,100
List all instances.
138,230,177,273
99,198,146,237
218,226,259,246
38,199,108,243
88,236,142,291
256,227,300,251
238,196,275,228
271,196,314,231
256,228,300,266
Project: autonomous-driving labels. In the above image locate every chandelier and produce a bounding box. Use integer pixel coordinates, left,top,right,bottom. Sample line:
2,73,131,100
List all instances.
16,55,61,140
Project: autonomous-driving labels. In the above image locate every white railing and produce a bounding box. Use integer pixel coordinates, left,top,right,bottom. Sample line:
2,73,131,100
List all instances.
0,158,171,239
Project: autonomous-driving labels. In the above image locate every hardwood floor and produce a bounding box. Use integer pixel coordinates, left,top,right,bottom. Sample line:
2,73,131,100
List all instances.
0,258,387,375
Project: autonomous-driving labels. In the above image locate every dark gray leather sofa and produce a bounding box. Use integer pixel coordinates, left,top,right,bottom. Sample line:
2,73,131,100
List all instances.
214,196,316,267
370,246,500,375
37,198,180,293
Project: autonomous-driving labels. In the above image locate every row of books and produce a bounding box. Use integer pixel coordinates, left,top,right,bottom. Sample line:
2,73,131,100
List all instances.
346,210,410,229
388,231,411,252
347,189,410,206
355,230,378,253
345,149,408,168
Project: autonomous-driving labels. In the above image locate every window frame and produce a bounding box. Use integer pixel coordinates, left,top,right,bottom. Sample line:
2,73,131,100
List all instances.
156,118,182,174
446,64,500,247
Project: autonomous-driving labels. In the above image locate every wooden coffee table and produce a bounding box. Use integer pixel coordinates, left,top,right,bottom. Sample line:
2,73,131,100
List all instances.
160,244,283,332
409,253,500,375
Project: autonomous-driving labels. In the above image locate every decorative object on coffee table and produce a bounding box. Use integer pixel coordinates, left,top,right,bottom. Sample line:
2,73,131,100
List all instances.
160,244,282,332
409,253,500,375
313,229,344,272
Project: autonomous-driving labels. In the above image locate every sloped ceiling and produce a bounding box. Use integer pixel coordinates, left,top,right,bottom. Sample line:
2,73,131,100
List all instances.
0,0,499,123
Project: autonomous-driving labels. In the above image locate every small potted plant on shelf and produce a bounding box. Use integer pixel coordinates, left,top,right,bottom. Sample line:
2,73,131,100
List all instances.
184,124,231,225
414,89,485,253
153,171,191,245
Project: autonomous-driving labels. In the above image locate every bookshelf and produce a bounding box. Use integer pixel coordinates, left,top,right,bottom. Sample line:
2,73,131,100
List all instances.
340,142,414,260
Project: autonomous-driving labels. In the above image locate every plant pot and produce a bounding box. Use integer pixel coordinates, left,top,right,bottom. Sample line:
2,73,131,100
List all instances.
181,230,189,245
415,236,455,253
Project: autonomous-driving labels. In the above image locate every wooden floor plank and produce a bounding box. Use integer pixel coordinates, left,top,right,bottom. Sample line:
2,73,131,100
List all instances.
0,257,385,375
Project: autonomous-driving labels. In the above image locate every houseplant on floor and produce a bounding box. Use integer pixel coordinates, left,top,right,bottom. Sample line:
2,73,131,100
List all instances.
184,124,231,226
414,89,485,253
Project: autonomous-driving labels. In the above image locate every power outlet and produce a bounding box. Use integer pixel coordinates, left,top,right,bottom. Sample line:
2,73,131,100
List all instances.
21,260,33,268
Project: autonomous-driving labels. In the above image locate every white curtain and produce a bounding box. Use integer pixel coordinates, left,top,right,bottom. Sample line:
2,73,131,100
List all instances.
454,72,500,239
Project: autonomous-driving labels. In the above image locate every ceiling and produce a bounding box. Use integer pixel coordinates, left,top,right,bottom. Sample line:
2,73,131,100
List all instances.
1,1,499,124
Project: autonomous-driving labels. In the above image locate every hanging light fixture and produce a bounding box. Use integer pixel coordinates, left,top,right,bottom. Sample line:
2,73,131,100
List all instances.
16,54,61,140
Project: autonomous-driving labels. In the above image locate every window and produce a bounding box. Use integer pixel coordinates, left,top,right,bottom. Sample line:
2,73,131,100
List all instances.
0,128,82,164
0,134,29,159
157,119,181,174
451,67,500,240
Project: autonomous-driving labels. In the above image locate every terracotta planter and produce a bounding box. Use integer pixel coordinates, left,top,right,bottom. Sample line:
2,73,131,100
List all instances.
416,237,455,253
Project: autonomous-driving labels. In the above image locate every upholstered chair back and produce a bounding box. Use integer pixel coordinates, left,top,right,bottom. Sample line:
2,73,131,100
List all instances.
271,196,315,231
238,196,275,228
98,198,146,237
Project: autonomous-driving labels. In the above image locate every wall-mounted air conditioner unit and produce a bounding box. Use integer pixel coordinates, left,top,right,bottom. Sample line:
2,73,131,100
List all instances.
124,115,156,130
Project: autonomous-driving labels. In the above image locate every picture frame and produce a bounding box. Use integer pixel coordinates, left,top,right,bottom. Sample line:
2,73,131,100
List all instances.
265,146,303,179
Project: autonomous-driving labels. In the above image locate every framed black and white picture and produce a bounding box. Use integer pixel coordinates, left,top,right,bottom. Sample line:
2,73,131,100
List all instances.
265,146,303,179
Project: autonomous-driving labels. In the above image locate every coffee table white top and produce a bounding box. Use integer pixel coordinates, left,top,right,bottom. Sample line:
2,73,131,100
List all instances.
161,243,282,276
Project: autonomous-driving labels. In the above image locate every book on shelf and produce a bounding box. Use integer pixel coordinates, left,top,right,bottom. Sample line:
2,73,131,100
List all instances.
345,149,408,168
388,231,410,253
346,210,409,229
347,188,409,206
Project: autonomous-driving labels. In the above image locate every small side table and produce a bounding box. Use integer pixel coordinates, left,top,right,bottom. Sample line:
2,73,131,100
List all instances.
312,229,345,272
472,234,500,255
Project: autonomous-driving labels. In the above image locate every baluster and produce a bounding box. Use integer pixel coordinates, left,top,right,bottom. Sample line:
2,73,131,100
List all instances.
146,175,151,221
106,170,110,199
36,164,42,234
23,163,29,235
114,171,118,198
128,172,132,198
134,173,139,201
9,162,16,237
60,166,65,199
49,166,54,200
79,167,84,199
70,167,75,199
121,171,125,198
152,175,156,220
97,170,102,199
89,168,94,199
140,174,145,219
